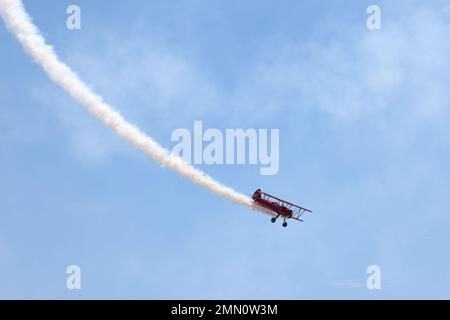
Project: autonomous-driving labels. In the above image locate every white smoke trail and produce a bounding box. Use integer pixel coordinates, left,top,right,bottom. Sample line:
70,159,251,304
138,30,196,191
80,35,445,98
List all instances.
0,0,258,209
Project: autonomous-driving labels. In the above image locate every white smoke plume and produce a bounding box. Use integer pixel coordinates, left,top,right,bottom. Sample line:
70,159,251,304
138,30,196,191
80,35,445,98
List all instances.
0,0,259,210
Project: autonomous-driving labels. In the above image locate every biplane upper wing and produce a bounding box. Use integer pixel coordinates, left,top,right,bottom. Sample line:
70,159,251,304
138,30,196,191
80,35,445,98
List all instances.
258,191,312,213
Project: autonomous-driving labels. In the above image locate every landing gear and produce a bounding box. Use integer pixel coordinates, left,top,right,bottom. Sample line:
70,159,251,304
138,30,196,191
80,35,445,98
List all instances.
270,215,288,227
271,214,280,223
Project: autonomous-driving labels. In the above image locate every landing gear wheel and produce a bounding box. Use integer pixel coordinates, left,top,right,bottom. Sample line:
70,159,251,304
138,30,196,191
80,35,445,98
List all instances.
282,222,288,228
271,217,277,223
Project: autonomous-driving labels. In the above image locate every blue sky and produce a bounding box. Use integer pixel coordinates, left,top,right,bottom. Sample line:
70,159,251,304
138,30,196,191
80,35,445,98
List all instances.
1,0,450,299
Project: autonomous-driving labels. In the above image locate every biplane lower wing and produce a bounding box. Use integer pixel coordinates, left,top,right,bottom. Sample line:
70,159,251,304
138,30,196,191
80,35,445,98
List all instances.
251,202,278,217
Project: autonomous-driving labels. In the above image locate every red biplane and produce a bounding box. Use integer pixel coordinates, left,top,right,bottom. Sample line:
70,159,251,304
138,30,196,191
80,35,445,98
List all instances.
252,189,312,227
